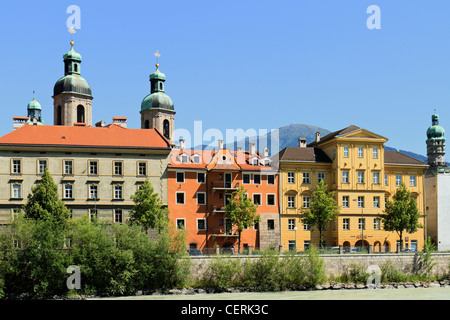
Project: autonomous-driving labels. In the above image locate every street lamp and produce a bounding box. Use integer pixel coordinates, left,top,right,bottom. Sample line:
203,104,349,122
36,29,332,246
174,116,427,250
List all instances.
294,226,298,253
352,198,364,251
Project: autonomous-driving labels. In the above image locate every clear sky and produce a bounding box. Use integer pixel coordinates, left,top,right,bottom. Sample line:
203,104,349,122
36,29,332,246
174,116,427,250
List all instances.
0,0,449,156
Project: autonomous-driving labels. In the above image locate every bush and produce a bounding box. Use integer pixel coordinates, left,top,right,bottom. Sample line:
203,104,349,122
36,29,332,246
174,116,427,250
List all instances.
380,260,408,283
203,256,244,290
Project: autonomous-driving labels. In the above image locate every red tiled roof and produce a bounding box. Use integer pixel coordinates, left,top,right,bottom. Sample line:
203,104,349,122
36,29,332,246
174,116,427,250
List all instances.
384,150,428,166
0,124,171,149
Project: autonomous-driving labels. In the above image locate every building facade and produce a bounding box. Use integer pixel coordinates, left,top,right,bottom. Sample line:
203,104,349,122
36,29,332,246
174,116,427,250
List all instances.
168,140,280,253
0,42,172,225
275,125,427,252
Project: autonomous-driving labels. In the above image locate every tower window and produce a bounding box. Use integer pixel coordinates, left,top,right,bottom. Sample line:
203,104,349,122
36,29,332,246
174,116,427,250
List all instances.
74,63,78,73
163,119,170,140
77,105,85,123
159,82,163,90
56,106,62,125
144,119,150,129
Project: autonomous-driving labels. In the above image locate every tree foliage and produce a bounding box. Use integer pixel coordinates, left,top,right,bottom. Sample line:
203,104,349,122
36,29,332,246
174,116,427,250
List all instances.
379,183,422,251
224,186,260,253
22,167,70,227
301,180,340,248
128,179,169,233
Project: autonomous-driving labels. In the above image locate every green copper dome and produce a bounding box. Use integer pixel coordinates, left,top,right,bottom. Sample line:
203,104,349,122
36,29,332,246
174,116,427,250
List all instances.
427,113,446,141
140,65,174,112
27,98,41,110
141,92,174,111
53,43,92,98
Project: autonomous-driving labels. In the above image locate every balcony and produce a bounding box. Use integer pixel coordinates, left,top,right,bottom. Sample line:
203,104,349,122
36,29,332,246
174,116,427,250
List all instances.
211,205,225,216
211,181,239,193
210,227,238,239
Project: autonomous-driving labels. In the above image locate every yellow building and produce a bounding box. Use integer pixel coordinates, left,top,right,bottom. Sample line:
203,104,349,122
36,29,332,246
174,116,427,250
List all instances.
275,125,427,253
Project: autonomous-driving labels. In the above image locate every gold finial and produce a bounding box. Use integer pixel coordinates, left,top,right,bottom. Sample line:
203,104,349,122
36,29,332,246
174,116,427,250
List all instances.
154,50,161,68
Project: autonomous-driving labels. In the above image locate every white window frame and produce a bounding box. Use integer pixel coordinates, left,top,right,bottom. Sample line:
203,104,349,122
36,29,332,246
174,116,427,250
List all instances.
114,185,123,200
12,184,22,199
176,218,186,230
287,196,295,208
373,196,380,208
267,174,275,185
358,147,363,158
253,193,262,206
64,184,73,199
267,193,276,206
373,172,379,184
303,196,310,208
197,218,206,230
343,146,349,158
357,171,364,184
302,172,310,184
176,191,185,205
288,218,296,230
358,196,365,208
342,171,349,183
253,174,261,185
343,218,350,230
410,175,416,187
197,172,206,184
196,192,206,205
176,171,185,183
373,147,378,159
396,175,402,186
287,172,295,184
242,173,250,184
89,185,98,199
64,160,73,175
318,172,325,183
342,196,349,208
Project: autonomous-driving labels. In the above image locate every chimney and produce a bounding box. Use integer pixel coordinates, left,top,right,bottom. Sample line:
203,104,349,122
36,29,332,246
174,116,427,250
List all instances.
298,138,307,148
263,147,269,157
315,132,320,143
218,139,224,150
112,117,127,128
13,117,28,130
179,139,185,150
95,120,105,127
249,142,256,156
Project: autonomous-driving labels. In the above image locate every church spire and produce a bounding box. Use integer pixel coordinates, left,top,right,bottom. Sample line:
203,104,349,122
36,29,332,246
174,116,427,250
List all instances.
427,110,446,168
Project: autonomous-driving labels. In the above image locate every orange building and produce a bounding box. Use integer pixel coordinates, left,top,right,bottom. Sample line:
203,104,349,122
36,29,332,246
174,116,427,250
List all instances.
168,139,280,254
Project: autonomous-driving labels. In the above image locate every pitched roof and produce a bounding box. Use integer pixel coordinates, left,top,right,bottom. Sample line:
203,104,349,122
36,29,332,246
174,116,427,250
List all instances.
0,124,171,150
384,150,428,166
277,147,332,163
308,125,360,147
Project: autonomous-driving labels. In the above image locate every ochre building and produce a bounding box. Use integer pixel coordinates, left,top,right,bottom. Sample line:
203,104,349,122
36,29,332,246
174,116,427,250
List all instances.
275,125,427,253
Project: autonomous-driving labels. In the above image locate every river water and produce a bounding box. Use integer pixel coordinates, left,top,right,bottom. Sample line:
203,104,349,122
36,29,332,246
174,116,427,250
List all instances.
95,286,450,300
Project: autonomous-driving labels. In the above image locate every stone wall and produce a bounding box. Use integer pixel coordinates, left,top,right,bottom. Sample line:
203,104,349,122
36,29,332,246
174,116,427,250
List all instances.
187,253,450,282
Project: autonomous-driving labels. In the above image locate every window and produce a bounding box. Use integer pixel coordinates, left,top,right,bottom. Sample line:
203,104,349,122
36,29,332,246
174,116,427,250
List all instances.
193,154,201,164
176,172,185,183
89,185,98,199
114,209,123,223
318,172,325,183
197,172,205,183
176,219,185,230
343,146,349,157
253,174,261,185
64,160,73,175
138,162,147,176
373,196,380,208
13,209,21,220
114,185,123,199
358,196,364,208
267,219,275,230
303,223,310,231
243,173,250,184
89,209,97,221
304,241,311,250
373,172,379,184
343,218,350,230
288,219,296,230
114,161,123,175
38,160,47,174
410,175,416,187
197,219,206,230
64,184,73,199
287,196,295,208
342,196,349,208
197,192,206,205
267,174,275,185
358,218,365,230
357,171,364,184
288,241,296,252
302,172,310,184
252,158,259,166
384,174,388,186
396,175,402,186
12,184,21,199
253,194,262,205
342,171,349,183
374,218,381,230
176,192,185,204
12,159,21,174
287,172,295,184
358,147,363,158
267,194,275,206
89,161,98,175
373,147,378,159
303,196,310,208
181,154,189,164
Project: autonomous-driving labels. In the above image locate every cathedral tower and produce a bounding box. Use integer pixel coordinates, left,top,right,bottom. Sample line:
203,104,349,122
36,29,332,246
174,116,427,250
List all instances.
53,41,93,126
426,112,446,168
140,54,175,143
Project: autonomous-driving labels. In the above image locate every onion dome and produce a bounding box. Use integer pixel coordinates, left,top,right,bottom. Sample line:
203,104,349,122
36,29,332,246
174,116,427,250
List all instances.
53,42,92,98
427,113,446,141
140,64,174,112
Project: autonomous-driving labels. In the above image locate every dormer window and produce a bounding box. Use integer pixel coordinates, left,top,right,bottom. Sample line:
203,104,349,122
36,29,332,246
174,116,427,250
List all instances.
181,154,189,164
262,158,271,166
252,158,259,166
193,154,201,164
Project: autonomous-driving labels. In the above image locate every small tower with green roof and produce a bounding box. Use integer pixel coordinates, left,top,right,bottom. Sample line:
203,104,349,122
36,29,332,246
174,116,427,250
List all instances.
426,111,446,168
140,51,175,143
27,98,44,125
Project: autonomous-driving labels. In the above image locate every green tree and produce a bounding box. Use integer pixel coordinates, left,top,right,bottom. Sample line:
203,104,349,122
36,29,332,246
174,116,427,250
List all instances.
224,186,260,254
380,183,422,252
129,179,168,233
301,180,339,249
23,167,70,227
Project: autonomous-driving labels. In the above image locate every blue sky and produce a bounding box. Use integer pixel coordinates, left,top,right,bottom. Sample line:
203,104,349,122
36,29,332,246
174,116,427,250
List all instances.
0,0,449,156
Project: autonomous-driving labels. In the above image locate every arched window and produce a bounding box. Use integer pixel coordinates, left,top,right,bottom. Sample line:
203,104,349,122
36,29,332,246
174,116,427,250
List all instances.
56,106,62,125
74,63,78,73
77,105,85,123
163,119,170,139
159,82,163,90
144,119,150,129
